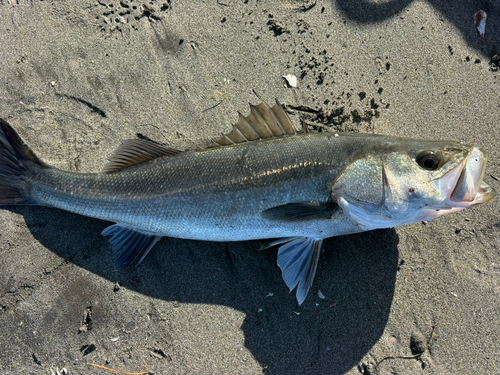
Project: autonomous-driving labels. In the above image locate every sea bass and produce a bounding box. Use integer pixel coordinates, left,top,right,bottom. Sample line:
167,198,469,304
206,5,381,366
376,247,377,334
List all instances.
0,96,496,304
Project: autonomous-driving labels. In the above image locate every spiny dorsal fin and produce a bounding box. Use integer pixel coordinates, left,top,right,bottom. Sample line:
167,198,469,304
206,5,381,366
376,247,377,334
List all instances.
301,119,309,134
236,111,261,141
212,91,297,147
272,98,297,136
102,138,182,173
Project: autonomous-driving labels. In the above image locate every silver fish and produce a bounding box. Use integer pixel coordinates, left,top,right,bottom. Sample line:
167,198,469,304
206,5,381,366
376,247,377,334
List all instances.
0,95,496,304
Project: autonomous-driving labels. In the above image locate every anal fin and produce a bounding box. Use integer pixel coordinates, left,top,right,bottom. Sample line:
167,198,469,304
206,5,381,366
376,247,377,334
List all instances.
102,224,161,270
276,237,323,305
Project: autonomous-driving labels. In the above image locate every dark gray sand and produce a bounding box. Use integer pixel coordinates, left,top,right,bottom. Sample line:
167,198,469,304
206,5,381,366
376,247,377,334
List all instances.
0,1,499,374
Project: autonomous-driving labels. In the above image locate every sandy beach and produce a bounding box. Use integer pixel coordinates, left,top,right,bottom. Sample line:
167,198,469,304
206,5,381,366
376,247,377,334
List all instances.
0,0,499,374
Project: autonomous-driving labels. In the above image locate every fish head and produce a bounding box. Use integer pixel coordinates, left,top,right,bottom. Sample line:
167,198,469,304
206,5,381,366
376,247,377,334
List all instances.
332,139,496,230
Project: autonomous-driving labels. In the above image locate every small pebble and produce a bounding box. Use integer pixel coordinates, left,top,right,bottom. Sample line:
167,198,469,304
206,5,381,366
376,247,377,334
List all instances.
410,332,426,355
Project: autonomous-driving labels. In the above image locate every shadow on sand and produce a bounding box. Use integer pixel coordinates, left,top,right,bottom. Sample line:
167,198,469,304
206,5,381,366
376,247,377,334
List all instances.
335,0,499,58
13,205,400,374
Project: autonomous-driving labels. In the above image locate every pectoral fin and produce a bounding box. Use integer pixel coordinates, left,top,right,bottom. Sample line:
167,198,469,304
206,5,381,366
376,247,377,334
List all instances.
262,202,337,222
276,237,323,305
102,224,161,270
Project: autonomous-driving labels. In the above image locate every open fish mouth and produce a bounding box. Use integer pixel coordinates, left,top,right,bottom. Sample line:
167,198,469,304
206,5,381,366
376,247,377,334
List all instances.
471,182,497,204
446,147,496,205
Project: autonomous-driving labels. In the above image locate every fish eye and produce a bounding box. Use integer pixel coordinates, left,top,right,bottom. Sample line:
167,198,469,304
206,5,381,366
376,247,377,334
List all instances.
416,152,440,170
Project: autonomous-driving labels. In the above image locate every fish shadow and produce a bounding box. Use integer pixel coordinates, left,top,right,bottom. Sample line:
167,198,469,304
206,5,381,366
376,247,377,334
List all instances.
15,206,399,374
335,0,499,57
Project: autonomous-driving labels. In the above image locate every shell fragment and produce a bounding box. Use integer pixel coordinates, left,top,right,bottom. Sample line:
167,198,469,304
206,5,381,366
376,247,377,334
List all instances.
474,10,487,39
282,74,297,88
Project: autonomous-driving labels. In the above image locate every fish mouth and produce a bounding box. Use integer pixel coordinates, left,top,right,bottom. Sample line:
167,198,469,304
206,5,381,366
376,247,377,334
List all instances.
471,182,497,204
447,147,496,205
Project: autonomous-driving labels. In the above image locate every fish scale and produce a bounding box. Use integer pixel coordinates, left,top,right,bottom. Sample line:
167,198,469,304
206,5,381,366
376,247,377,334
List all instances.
27,133,355,239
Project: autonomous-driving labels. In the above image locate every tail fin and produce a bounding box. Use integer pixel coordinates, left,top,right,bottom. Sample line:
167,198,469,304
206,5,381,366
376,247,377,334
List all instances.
0,118,49,205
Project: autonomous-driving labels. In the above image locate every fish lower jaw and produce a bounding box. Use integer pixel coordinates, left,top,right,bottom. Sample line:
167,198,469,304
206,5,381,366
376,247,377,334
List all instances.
422,184,495,221
472,182,496,204
418,206,467,221
445,181,496,207
338,196,474,230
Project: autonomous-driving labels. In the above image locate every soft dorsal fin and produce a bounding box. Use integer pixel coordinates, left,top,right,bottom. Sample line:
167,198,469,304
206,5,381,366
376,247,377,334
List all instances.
102,138,182,173
212,91,297,147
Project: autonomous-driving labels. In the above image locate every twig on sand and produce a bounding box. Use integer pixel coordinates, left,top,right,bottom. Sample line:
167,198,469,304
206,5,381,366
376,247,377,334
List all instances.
87,363,150,375
202,89,227,112
213,88,227,99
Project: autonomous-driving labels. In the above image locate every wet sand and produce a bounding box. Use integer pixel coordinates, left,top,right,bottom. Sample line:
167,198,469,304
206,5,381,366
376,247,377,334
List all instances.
0,1,499,374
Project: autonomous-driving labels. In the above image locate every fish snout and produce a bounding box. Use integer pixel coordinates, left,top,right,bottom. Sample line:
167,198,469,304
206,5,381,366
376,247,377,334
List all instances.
450,147,495,203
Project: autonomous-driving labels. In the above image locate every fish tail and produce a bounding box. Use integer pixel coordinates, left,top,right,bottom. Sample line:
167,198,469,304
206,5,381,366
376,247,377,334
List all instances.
0,118,49,205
